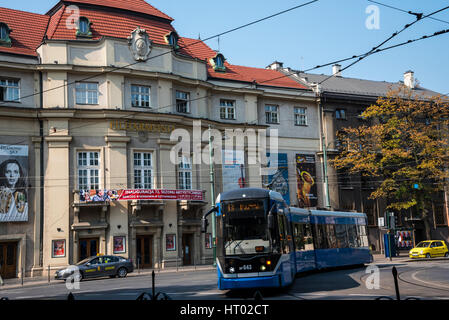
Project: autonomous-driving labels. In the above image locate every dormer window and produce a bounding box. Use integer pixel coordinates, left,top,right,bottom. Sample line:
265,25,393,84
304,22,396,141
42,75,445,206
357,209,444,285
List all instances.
210,53,226,72
0,23,12,46
76,17,92,38
165,31,179,50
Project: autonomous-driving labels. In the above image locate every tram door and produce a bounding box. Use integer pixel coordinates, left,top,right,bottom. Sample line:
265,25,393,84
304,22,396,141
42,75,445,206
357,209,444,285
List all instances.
79,238,99,261
136,236,153,268
182,234,193,266
0,242,17,279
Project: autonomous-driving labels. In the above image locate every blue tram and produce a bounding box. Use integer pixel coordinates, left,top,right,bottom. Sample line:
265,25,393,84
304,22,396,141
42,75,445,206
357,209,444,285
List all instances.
202,188,373,290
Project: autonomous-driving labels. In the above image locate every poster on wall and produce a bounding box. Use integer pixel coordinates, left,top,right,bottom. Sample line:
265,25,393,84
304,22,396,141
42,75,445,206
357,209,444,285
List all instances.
222,150,245,193
0,144,28,222
52,239,66,258
166,234,176,251
265,153,290,205
396,230,413,249
296,154,318,208
113,236,126,254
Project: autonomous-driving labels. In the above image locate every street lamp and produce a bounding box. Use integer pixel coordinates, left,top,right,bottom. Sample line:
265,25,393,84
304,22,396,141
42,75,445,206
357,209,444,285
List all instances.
208,125,216,267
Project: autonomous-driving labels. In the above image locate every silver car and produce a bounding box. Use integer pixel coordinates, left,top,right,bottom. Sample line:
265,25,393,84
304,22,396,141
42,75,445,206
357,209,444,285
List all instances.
55,255,134,281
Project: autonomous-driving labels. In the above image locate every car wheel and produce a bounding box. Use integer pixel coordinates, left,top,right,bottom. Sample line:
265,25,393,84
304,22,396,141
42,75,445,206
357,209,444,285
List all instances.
117,267,127,278
426,253,431,259
445,252,449,258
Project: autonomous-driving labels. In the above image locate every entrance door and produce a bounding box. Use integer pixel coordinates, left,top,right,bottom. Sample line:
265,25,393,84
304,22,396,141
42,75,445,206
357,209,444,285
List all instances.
0,242,17,279
182,234,193,266
136,236,153,268
78,238,99,262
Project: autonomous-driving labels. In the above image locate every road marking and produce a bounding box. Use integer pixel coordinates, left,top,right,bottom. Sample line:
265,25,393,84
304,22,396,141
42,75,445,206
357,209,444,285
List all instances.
411,270,449,290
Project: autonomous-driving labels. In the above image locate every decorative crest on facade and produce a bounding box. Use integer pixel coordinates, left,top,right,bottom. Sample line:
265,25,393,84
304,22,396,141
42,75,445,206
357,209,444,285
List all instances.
128,26,152,61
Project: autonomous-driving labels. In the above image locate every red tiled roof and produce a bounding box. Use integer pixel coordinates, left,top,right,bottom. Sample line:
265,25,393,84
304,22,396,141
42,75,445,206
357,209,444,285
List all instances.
179,37,309,90
56,0,173,21
46,5,175,44
0,7,49,57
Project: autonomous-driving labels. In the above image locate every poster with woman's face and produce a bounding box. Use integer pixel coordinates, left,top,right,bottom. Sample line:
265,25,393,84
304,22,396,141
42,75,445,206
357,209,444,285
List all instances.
166,234,176,251
52,240,66,258
0,145,28,222
113,236,126,254
296,154,318,208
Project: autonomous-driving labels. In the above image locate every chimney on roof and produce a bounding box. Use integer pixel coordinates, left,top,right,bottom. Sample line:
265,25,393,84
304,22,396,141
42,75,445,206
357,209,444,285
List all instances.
404,70,415,89
267,61,283,70
332,64,341,77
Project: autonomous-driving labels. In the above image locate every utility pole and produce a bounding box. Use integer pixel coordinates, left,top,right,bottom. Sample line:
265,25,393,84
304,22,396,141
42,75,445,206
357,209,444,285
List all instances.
314,84,331,209
208,125,216,267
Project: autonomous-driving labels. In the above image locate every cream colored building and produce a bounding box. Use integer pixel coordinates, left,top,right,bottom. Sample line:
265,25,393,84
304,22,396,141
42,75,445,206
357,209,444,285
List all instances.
0,0,320,278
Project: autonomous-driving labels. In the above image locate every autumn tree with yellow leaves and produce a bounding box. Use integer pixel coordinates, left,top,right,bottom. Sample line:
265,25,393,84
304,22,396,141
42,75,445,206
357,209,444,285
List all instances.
332,86,449,239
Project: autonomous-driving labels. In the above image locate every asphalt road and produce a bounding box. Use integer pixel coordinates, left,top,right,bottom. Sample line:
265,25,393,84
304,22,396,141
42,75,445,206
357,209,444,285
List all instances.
1,260,448,300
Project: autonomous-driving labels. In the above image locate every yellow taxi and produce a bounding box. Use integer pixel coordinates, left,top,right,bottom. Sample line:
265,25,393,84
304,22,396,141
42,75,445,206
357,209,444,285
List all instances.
409,240,449,259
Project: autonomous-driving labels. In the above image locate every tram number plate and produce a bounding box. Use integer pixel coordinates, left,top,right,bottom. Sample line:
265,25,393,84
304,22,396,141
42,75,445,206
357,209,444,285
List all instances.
239,265,252,271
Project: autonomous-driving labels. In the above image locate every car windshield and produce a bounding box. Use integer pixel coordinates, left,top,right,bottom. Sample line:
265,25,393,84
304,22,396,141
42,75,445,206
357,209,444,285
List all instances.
76,258,92,265
415,242,431,248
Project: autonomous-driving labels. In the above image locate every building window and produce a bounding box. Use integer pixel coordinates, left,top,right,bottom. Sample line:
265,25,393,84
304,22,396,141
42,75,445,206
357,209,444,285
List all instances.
294,107,307,126
165,31,179,50
131,85,150,108
265,105,279,124
220,100,235,120
211,53,226,72
134,152,153,189
77,17,92,37
78,151,100,190
178,156,192,190
176,91,190,113
0,79,19,102
0,23,11,45
76,82,98,105
336,109,346,120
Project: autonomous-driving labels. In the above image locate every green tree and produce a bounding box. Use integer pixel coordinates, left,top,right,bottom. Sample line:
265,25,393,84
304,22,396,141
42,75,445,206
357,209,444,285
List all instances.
332,86,449,239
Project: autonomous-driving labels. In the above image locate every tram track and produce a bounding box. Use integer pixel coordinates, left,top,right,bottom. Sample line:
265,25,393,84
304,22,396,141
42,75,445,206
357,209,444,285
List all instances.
397,266,449,293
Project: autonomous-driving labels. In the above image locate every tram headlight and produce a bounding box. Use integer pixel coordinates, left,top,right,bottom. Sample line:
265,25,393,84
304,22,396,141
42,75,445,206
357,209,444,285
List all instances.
266,260,271,266
260,265,266,271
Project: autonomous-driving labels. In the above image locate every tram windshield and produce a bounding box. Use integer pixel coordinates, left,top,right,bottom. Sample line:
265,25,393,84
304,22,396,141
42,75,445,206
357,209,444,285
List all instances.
222,199,270,255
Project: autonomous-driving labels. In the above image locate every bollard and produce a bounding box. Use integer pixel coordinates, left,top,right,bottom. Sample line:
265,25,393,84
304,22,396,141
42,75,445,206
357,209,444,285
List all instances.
152,270,155,299
48,265,50,284
137,259,140,274
392,266,400,300
176,256,178,272
21,268,24,286
194,257,196,270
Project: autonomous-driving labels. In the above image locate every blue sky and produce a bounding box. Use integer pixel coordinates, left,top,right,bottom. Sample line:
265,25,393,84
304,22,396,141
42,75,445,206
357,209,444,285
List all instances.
4,0,449,94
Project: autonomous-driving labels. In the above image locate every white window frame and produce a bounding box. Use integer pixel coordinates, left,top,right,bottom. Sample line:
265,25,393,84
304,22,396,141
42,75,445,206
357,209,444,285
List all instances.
76,82,99,105
219,99,235,120
77,151,100,190
0,79,20,102
178,155,192,190
131,84,151,108
294,107,307,126
133,152,153,189
176,90,190,113
265,105,279,124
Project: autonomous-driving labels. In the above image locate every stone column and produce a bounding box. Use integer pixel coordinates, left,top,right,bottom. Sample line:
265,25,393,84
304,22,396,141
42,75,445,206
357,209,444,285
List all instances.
31,137,42,277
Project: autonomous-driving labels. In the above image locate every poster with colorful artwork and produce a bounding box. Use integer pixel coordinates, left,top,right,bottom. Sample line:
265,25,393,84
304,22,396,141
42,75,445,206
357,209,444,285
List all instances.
296,154,318,208
52,239,66,258
166,234,176,251
265,153,290,205
0,144,28,222
113,236,126,254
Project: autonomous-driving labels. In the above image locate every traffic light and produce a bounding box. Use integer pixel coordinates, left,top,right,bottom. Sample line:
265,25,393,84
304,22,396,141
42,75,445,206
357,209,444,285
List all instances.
394,213,399,228
389,212,395,230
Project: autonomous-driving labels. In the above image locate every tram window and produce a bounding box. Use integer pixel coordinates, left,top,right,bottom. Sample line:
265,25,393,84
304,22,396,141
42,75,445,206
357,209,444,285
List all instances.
304,224,314,251
335,224,348,248
346,224,358,248
293,223,305,252
325,224,338,249
314,224,327,249
278,215,290,254
356,224,369,247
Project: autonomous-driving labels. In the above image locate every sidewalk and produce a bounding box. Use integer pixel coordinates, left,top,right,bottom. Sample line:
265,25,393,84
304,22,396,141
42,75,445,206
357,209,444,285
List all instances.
0,264,215,291
372,253,449,264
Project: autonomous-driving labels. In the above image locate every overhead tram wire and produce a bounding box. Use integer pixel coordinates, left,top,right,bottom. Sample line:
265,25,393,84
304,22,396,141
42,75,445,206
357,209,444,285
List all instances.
367,0,449,25
0,0,320,108
4,25,449,147
315,4,449,87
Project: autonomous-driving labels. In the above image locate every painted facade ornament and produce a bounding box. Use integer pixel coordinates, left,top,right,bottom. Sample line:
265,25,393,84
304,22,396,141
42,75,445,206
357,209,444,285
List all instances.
128,26,152,61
